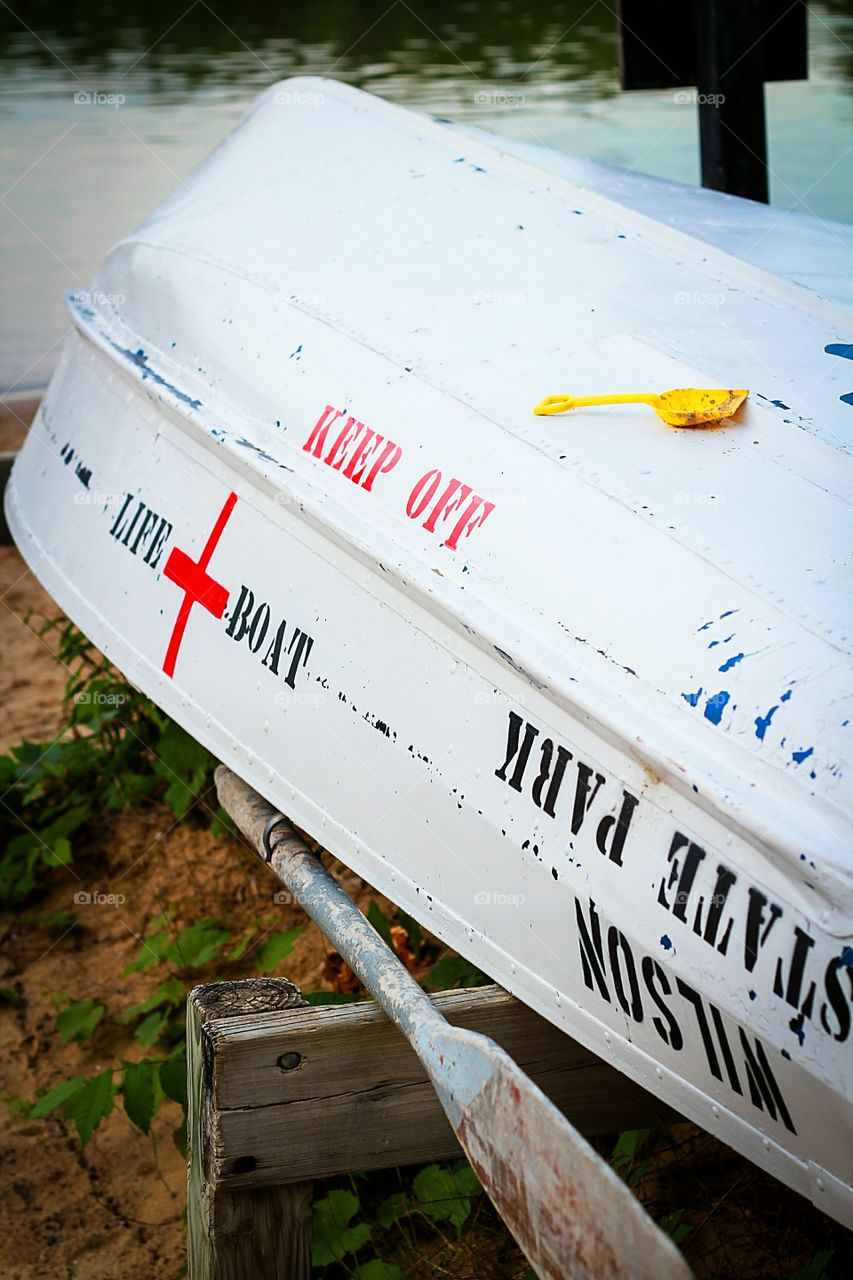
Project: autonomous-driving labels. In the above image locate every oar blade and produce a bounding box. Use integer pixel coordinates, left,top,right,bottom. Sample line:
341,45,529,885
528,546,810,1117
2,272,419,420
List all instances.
423,1026,692,1280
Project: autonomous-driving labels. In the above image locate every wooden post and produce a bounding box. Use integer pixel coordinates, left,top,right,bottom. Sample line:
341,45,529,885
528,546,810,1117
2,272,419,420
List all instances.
695,0,769,202
187,979,313,1280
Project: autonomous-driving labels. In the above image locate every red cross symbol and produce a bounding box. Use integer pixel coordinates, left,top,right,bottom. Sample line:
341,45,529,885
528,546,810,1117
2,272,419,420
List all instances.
162,492,237,678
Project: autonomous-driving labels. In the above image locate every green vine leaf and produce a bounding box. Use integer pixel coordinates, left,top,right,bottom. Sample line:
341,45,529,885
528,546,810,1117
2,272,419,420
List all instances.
376,1192,409,1229
351,1263,407,1280
65,1070,114,1146
253,928,302,974
30,1075,85,1119
159,1049,188,1110
367,901,393,947
120,1060,157,1135
164,921,231,970
120,977,185,1023
412,1161,482,1236
135,1010,168,1047
424,955,489,992
56,998,105,1045
312,1189,371,1267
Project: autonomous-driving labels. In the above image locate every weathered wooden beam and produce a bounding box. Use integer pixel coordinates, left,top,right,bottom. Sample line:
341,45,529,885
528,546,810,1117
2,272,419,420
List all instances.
198,981,678,1191
187,979,314,1280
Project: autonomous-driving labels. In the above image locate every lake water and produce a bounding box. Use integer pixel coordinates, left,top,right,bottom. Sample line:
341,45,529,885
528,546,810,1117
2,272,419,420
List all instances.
1,0,852,393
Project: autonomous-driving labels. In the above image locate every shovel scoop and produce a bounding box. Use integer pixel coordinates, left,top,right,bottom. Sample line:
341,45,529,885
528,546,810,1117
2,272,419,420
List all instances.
534,386,748,427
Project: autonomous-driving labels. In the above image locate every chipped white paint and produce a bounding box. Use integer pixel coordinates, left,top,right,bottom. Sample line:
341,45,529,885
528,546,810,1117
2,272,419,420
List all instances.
5,78,852,1225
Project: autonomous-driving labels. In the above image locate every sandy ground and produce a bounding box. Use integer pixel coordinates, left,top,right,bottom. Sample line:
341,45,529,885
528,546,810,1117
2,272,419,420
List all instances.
1,543,851,1279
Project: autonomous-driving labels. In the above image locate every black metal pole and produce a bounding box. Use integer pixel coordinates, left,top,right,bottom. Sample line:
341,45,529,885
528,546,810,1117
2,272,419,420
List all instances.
695,0,769,202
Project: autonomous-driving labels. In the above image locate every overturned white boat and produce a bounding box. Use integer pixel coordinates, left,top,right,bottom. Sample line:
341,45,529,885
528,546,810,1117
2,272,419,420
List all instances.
7,78,852,1225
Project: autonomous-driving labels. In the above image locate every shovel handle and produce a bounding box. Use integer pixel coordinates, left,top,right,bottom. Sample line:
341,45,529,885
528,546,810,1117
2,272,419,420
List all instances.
534,392,658,416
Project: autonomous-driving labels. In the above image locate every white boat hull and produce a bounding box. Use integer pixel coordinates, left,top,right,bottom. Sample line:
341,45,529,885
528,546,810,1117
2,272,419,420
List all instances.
7,77,852,1224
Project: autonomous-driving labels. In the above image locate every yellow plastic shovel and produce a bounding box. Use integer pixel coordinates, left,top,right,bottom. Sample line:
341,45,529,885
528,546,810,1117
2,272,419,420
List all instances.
533,387,749,427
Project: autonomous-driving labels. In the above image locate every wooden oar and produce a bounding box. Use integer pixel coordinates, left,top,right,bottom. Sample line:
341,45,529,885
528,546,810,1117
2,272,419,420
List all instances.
215,765,693,1280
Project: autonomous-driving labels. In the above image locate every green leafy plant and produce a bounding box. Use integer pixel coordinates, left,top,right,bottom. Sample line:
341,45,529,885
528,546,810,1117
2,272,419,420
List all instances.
310,1161,482,1277
54,996,105,1045
424,954,489,991
789,1250,835,1280
312,1189,373,1267
0,619,223,907
659,1209,691,1247
610,1128,652,1188
21,906,304,1156
410,1162,482,1236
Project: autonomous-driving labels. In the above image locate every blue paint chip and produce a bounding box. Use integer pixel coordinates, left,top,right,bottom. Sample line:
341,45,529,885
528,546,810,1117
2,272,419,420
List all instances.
792,747,814,764
682,688,703,707
840,946,853,968
719,610,737,619
748,990,756,1001
781,689,793,702
789,1015,805,1046
782,1049,791,1060
718,652,745,672
108,343,202,410
755,706,779,740
704,691,730,724
698,619,714,632
660,935,672,950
